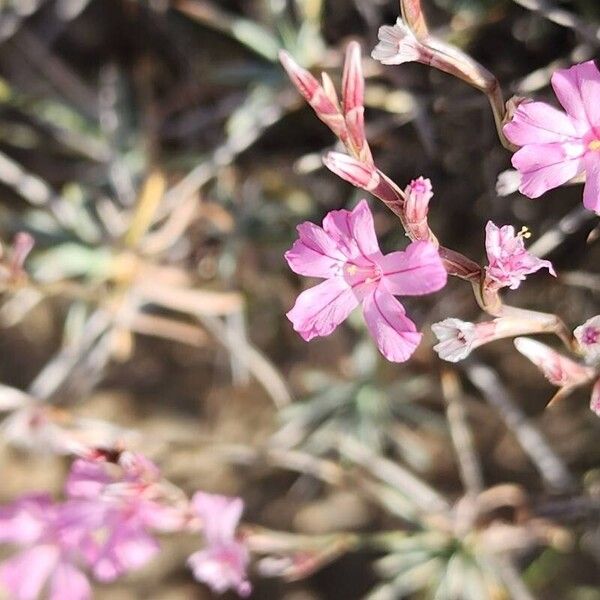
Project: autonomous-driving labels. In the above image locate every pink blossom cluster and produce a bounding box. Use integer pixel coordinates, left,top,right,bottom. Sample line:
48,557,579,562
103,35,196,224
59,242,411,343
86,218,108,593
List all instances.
0,451,251,599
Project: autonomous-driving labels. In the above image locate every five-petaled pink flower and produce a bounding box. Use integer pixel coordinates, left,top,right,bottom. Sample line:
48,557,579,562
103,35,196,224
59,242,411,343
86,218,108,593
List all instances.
0,493,91,600
187,492,251,597
484,221,555,291
285,200,447,362
503,60,600,212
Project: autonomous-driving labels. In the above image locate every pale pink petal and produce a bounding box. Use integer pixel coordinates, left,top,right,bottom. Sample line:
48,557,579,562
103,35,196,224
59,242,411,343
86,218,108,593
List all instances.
512,143,583,198
192,492,243,544
551,60,600,127
503,101,581,145
0,545,59,600
361,289,422,362
379,241,447,296
49,562,91,600
0,494,53,545
322,207,357,259
188,543,251,597
372,19,422,65
66,458,112,499
287,278,358,341
91,527,159,582
590,379,600,416
348,199,380,258
582,153,600,213
285,222,345,278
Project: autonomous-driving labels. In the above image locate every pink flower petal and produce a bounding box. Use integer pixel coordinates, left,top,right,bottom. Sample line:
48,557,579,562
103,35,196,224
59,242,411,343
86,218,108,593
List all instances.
512,143,583,198
361,289,422,362
0,494,53,545
582,153,600,214
0,545,59,600
503,101,581,145
348,199,380,258
192,492,243,545
91,527,159,582
49,562,91,600
66,459,112,499
379,241,447,296
551,60,600,127
188,544,251,597
287,278,358,341
285,222,345,278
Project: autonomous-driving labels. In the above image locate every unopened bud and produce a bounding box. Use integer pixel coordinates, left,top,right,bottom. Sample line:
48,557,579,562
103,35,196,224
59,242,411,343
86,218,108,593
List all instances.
323,152,380,190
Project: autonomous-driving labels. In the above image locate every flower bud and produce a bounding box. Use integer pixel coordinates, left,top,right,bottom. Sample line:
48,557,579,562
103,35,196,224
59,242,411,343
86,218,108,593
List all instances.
404,177,432,240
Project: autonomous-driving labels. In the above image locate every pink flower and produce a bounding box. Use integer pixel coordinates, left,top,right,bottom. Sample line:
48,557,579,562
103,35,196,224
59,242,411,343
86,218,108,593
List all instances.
503,60,600,211
574,315,600,364
66,452,185,582
285,200,447,362
0,494,91,600
484,221,555,291
188,492,251,597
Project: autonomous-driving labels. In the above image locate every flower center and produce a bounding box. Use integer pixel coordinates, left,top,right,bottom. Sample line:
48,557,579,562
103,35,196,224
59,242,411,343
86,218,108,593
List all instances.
589,139,600,152
344,262,381,288
582,326,600,346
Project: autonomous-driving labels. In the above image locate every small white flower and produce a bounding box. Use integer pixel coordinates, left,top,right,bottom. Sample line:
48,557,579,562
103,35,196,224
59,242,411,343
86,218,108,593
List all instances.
432,318,477,363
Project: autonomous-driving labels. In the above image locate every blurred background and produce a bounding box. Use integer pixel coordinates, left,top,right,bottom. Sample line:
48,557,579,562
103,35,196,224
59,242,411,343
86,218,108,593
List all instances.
0,0,599,598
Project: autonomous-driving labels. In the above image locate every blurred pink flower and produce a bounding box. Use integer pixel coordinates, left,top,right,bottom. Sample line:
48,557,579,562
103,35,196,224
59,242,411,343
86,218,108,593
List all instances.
285,200,447,362
503,60,600,211
0,494,91,600
188,492,251,597
66,452,185,582
484,221,555,291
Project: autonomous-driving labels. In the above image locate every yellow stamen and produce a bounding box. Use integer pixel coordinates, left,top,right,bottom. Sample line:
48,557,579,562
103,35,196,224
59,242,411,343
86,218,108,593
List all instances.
346,265,358,275
589,140,600,152
518,226,532,239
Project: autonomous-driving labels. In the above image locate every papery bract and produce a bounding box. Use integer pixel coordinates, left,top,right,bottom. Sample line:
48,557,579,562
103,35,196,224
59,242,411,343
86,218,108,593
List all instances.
285,200,447,362
187,492,251,597
0,494,91,600
503,60,600,212
484,221,555,291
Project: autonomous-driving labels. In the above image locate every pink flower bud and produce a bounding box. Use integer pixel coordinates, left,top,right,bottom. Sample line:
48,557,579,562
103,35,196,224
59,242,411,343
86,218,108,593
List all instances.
342,42,371,163
404,177,432,240
279,51,348,142
322,152,380,190
514,337,595,388
574,315,600,364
